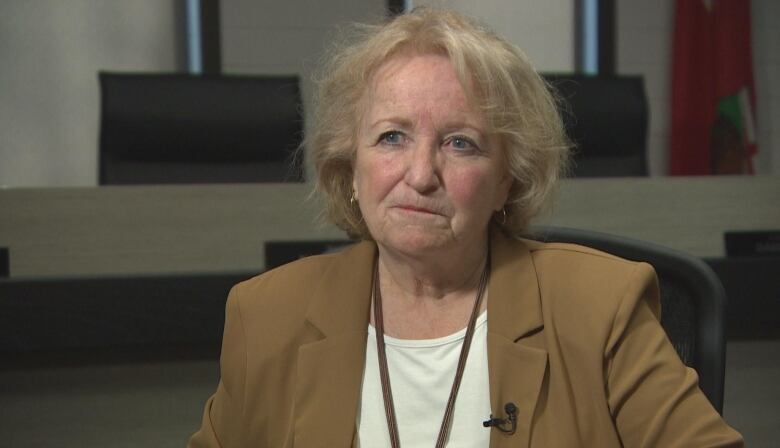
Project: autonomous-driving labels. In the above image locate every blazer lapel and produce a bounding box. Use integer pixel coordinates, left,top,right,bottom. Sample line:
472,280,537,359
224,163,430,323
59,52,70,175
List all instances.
487,230,549,448
293,241,376,447
290,232,548,447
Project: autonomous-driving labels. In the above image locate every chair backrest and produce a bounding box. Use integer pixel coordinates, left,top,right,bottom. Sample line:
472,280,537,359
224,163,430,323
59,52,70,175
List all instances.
529,226,727,413
99,73,304,184
544,74,648,177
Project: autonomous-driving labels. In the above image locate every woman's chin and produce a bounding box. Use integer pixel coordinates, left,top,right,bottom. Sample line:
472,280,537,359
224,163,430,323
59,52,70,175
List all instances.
377,227,455,257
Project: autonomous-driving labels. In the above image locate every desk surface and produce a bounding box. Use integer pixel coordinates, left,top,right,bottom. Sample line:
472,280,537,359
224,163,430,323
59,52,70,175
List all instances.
1,176,778,277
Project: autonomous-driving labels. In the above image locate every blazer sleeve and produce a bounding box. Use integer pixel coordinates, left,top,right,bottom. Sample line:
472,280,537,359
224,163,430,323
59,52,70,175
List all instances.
605,263,744,448
188,286,247,448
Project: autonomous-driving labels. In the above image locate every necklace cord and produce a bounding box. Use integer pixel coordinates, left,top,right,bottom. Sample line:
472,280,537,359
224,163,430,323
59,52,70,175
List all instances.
372,249,491,448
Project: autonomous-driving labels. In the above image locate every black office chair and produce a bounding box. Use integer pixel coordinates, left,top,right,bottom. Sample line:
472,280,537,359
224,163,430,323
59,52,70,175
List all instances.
529,226,728,414
98,73,304,184
544,74,649,177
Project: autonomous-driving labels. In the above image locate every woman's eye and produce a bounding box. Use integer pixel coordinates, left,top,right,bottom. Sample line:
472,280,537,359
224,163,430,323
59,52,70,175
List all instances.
378,131,404,146
447,136,478,152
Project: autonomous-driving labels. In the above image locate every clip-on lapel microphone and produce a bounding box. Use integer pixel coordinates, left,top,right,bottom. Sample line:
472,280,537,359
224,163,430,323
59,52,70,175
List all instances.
483,402,518,435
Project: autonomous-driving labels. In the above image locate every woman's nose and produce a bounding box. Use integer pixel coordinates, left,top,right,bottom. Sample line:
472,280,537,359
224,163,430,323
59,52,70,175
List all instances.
404,140,441,193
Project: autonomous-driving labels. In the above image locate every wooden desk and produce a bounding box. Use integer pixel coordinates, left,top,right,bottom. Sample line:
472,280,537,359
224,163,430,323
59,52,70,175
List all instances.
1,177,778,277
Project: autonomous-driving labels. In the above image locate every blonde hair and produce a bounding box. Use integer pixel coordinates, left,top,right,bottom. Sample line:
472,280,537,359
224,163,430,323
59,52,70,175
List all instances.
309,8,570,238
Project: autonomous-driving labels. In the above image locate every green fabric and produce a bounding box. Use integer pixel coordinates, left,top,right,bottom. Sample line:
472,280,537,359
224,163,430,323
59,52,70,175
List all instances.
715,94,744,136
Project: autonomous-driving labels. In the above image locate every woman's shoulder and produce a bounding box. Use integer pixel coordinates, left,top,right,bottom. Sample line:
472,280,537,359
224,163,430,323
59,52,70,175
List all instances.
523,237,637,265
521,237,655,279
228,240,374,317
518,237,660,319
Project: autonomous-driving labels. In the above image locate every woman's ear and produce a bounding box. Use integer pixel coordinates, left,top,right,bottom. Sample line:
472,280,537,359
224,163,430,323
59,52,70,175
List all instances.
494,173,512,212
491,140,513,212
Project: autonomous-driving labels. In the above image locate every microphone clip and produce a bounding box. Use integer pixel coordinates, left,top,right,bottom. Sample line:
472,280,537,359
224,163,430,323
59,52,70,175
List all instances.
482,402,518,435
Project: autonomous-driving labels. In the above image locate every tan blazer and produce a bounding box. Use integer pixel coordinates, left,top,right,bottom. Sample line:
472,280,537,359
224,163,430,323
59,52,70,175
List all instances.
189,230,743,447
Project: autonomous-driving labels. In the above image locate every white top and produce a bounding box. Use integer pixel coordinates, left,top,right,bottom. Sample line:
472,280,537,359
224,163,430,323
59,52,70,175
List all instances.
357,311,491,447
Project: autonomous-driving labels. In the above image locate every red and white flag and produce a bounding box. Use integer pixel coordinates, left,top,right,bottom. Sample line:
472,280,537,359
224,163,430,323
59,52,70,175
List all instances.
670,0,757,175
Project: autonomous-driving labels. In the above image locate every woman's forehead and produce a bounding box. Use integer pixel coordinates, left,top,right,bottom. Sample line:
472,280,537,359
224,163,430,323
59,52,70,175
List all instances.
375,55,459,96
366,54,482,117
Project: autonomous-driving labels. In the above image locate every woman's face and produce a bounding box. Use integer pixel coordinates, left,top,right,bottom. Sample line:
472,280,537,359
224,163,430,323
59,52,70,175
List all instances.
352,53,511,257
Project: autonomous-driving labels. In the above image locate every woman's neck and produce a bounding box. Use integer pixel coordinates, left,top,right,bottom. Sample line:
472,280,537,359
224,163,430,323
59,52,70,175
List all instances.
376,244,487,300
372,235,490,339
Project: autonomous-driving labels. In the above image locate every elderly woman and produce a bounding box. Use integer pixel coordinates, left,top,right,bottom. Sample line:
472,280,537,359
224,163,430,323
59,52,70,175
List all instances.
190,8,742,447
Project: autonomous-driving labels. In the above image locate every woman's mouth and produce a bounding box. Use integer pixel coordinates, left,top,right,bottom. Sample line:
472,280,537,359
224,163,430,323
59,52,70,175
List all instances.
395,205,442,216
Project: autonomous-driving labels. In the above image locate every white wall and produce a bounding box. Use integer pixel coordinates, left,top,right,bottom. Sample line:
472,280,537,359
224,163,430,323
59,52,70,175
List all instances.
221,0,386,75
0,1,180,187
414,0,575,72
617,0,779,175
615,0,673,176
219,0,387,179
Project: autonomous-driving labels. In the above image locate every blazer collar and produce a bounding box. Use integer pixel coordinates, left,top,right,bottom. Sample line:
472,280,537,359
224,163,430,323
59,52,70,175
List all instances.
488,228,544,341
302,228,545,339
293,230,548,447
300,229,545,340
293,240,376,447
304,240,376,337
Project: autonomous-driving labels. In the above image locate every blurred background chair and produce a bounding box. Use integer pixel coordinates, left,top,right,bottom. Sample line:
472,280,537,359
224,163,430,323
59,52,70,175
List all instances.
98,73,304,184
529,226,728,414
544,74,648,177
